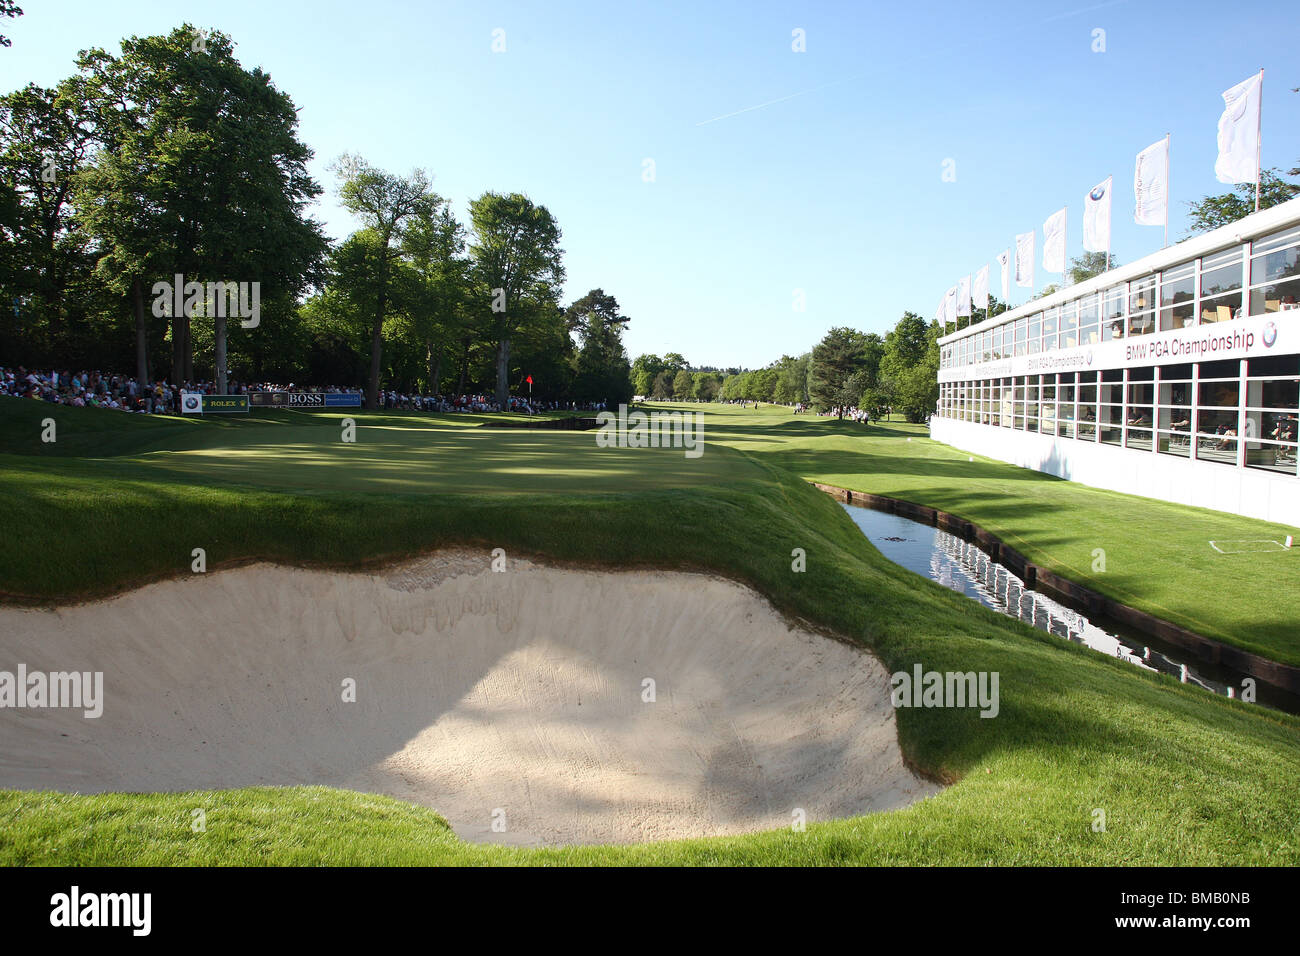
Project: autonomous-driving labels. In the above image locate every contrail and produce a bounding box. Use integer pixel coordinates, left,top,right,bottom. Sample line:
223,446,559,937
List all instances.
1041,0,1132,24
694,76,859,127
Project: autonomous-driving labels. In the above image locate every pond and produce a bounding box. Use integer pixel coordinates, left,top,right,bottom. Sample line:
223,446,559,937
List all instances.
841,501,1300,715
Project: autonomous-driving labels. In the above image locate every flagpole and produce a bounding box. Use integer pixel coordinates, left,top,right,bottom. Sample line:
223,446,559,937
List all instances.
1106,176,1112,272
1255,68,1264,213
1163,133,1171,249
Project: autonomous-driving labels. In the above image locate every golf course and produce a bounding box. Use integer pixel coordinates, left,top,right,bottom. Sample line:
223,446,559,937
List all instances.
1,399,1297,865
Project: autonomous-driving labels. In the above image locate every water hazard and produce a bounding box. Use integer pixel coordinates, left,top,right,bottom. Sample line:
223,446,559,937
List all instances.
841,501,1300,714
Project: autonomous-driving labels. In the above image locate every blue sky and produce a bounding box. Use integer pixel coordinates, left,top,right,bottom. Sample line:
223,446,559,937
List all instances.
3,0,1298,368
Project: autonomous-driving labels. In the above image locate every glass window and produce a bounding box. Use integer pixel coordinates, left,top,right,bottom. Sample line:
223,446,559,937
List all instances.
1159,263,1195,331
1060,301,1079,349
1042,308,1059,351
1128,276,1156,336
1078,293,1100,346
1249,235,1300,316
1102,285,1126,342
1027,313,1042,354
1199,247,1243,324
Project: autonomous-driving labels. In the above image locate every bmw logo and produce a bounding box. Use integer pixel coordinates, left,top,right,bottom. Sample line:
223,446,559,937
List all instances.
1086,350,1094,365
1263,321,1277,348
1090,185,1106,201
184,394,200,410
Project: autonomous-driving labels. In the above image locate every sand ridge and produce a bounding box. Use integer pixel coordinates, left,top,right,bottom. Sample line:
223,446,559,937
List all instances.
0,553,938,845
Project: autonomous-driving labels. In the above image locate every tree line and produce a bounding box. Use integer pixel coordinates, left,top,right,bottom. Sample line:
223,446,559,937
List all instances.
633,310,944,422
0,25,633,409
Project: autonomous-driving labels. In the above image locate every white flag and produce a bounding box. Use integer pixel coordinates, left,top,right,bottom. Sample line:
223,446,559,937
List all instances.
996,249,1011,301
1135,138,1168,226
944,285,958,326
1014,232,1034,289
1083,177,1112,253
972,264,989,312
1042,207,1067,274
957,274,971,317
1215,72,1262,185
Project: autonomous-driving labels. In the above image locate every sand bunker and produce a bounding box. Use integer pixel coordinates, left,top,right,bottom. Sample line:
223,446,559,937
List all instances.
0,553,937,845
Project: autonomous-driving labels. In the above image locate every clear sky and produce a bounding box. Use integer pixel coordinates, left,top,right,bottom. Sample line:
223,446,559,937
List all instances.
3,1,1298,368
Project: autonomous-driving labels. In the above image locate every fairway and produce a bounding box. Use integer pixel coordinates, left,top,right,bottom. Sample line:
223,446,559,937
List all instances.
2,403,751,495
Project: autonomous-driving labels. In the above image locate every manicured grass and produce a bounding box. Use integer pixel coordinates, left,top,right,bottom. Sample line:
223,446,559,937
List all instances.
691,402,1300,668
1,396,1298,865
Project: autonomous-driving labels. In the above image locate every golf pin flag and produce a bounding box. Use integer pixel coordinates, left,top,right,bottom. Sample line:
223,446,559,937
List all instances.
525,374,533,385
1083,176,1112,253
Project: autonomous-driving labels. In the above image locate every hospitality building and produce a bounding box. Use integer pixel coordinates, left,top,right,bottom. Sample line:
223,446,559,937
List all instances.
933,197,1300,528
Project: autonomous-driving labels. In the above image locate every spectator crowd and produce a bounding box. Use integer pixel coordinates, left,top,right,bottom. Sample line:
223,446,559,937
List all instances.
1,366,613,417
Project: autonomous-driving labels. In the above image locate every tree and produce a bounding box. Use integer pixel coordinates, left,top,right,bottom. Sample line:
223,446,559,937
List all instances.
1185,169,1299,236
77,27,326,391
1068,251,1117,285
399,201,471,394
672,369,694,400
468,192,565,410
809,327,869,418
332,154,437,408
567,288,632,405
630,354,664,396
650,369,673,399
692,372,721,401
0,1,22,48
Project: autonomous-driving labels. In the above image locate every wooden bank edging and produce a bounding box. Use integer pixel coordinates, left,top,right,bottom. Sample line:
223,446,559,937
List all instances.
812,481,1300,696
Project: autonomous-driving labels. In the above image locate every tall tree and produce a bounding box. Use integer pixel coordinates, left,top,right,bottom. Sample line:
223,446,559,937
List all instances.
332,153,437,408
1185,169,1298,235
467,192,565,409
566,289,632,405
76,26,326,390
399,201,471,394
809,327,869,418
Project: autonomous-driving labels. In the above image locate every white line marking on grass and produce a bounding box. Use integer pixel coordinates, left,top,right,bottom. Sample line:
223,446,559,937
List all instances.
1208,539,1291,554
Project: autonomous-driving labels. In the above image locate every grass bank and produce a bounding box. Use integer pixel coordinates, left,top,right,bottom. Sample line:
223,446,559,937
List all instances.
1,397,1297,865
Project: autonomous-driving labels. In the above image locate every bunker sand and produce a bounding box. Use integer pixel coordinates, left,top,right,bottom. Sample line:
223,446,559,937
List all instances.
0,553,938,846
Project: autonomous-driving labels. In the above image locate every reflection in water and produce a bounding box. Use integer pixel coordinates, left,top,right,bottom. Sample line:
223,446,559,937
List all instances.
841,502,1297,712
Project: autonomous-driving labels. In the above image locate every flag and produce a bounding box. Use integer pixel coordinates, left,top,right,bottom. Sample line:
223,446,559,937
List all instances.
1083,177,1112,253
1042,207,1067,274
957,274,972,317
935,289,949,327
1215,72,1262,185
996,249,1011,301
1134,138,1168,226
525,374,534,385
972,264,989,312
944,285,958,326
1015,232,1034,289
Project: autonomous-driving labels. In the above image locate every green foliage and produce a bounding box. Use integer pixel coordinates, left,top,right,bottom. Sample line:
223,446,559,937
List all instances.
1185,169,1299,236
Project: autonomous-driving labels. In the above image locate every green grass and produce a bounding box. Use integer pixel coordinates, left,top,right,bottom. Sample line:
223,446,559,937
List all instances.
694,402,1300,668
0,395,1297,865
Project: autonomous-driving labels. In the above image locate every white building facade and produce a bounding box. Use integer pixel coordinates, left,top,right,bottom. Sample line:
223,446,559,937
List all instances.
933,198,1300,528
